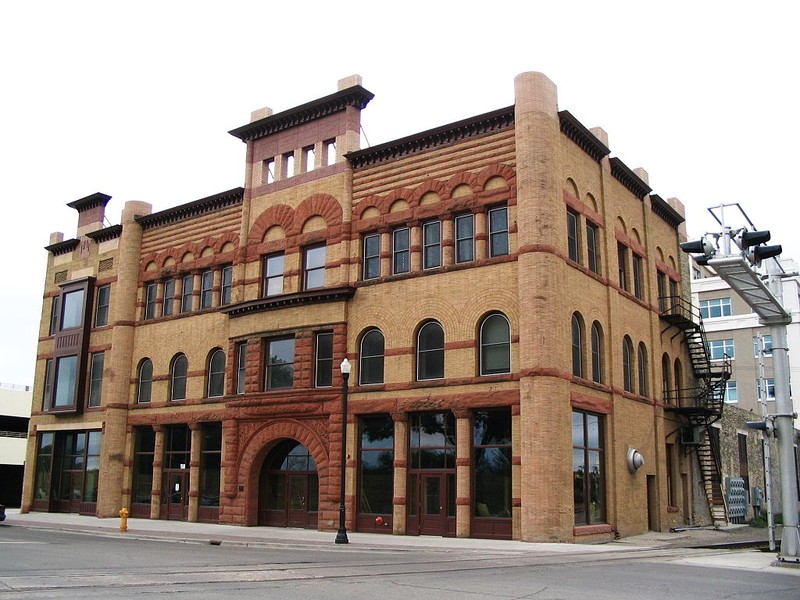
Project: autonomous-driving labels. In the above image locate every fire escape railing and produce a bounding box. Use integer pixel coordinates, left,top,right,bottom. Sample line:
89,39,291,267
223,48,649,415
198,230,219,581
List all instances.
659,295,731,525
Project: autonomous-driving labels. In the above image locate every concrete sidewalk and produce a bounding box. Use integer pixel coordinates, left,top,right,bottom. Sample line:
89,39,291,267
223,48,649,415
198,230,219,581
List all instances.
2,508,796,575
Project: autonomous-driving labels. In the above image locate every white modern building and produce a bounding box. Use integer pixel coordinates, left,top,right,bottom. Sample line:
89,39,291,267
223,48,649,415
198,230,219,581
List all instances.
0,382,32,507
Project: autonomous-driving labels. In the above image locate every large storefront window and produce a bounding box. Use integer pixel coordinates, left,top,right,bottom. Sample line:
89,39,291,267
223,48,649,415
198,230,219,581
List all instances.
132,427,155,508
200,423,222,513
33,429,102,514
359,415,394,516
572,410,606,525
473,410,511,518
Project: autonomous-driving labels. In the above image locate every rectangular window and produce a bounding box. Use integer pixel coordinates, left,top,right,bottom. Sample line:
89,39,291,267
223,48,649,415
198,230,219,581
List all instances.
488,206,509,257
303,146,315,172
53,355,78,408
263,253,284,297
765,378,776,399
266,337,295,390
617,243,629,292
422,221,441,269
162,279,175,316
572,410,605,525
283,152,295,178
181,274,193,313
632,254,644,300
50,296,60,335
315,332,333,388
707,338,735,361
724,380,738,403
236,342,247,395
62,288,85,329
263,158,275,184
200,270,214,309
304,244,326,290
220,265,232,306
567,209,579,262
363,234,381,280
87,352,104,408
94,285,110,327
700,297,732,319
359,415,394,515
473,409,512,519
393,227,410,274
586,222,600,274
144,283,157,320
753,334,773,357
43,358,54,410
132,427,155,505
738,433,750,491
200,423,222,508
455,214,475,264
324,139,336,166
657,271,668,312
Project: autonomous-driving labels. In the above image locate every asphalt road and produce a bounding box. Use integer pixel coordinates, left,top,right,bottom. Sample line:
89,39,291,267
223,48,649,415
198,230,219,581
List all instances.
0,526,797,599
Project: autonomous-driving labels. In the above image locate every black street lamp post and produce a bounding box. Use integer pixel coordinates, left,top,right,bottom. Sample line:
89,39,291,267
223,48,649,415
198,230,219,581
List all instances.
335,357,351,544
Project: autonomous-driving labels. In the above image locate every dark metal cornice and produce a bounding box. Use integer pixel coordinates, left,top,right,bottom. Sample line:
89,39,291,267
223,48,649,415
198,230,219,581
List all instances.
229,86,375,142
85,224,123,243
610,157,652,200
221,286,356,318
558,111,610,163
135,188,244,230
347,106,515,168
67,192,111,213
650,194,685,228
45,238,79,255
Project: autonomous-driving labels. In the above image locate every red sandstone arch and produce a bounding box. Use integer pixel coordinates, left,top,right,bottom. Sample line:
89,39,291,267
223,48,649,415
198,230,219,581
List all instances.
236,418,330,526
293,194,343,234
248,204,295,245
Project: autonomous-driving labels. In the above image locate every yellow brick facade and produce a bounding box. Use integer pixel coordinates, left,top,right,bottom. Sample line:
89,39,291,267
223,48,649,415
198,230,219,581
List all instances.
22,72,703,542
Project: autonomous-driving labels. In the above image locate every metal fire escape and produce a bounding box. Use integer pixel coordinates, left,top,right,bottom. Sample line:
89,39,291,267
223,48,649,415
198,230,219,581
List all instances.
660,295,731,525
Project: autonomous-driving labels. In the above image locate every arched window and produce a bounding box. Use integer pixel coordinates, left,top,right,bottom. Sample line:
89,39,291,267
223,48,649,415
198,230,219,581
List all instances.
571,313,584,378
170,353,188,401
591,322,603,384
637,342,648,396
662,354,672,404
480,313,511,375
417,321,444,380
674,358,683,395
207,349,225,397
359,329,385,385
137,358,153,404
622,336,634,393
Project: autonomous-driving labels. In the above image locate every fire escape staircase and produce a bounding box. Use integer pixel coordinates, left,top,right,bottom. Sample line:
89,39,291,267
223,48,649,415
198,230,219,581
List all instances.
659,295,731,525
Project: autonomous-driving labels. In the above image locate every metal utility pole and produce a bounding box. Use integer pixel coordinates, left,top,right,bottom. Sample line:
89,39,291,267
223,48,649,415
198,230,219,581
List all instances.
756,333,776,551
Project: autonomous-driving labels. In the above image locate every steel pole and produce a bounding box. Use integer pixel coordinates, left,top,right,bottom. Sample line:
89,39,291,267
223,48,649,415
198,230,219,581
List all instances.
335,371,350,544
766,261,799,561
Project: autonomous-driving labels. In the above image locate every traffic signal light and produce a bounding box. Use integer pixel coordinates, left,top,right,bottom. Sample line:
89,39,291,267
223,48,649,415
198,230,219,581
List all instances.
735,229,782,266
680,237,715,265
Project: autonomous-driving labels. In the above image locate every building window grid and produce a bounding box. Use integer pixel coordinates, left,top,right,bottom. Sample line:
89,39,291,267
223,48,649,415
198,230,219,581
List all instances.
181,275,193,313
145,283,158,320
303,244,326,290
700,297,732,320
572,410,606,526
393,228,410,274
422,221,442,269
725,380,738,403
617,243,629,292
265,337,295,390
207,349,225,398
220,265,233,306
314,332,333,388
163,279,175,316
137,359,153,404
567,209,580,262
488,206,509,258
200,270,214,309
263,253,285,297
586,222,600,274
480,314,511,376
94,285,110,327
87,352,104,408
417,321,445,381
170,354,188,401
359,329,385,385
363,234,381,280
707,339,735,361
632,254,644,300
455,214,475,264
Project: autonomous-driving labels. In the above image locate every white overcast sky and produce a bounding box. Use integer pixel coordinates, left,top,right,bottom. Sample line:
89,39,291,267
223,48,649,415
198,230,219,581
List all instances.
1,1,798,386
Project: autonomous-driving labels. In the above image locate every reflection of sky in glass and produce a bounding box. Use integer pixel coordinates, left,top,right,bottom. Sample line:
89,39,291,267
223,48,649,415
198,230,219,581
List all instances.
572,412,584,445
587,414,599,447
87,431,102,455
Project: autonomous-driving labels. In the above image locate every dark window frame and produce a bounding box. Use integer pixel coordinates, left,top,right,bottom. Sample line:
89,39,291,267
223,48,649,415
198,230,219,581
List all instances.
207,348,225,398
303,244,327,290
265,336,295,390
455,213,475,264
94,285,110,327
417,321,445,381
422,220,441,270
488,205,509,258
200,270,214,309
87,351,104,408
263,253,285,297
314,331,333,388
359,329,385,386
479,313,511,376
363,233,381,280
392,227,410,275
170,354,188,401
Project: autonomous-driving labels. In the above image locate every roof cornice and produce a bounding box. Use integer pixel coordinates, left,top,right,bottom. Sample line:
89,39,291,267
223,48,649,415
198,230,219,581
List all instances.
85,224,123,243
347,106,515,168
45,238,79,256
650,194,685,228
66,192,111,213
610,157,652,200
221,286,356,318
228,86,375,142
135,188,244,230
558,111,610,163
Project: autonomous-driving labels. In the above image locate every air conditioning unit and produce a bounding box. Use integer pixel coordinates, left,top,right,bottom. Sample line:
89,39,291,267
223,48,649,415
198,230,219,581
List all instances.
680,426,702,446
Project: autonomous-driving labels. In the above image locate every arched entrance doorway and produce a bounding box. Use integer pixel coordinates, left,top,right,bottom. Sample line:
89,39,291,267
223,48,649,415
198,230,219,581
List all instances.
258,440,319,528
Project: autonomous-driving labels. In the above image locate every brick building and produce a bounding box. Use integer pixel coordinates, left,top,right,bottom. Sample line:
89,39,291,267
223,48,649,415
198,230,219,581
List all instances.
23,72,725,542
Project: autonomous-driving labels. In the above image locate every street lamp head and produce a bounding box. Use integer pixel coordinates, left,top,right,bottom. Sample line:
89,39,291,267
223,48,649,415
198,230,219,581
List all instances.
340,357,352,375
